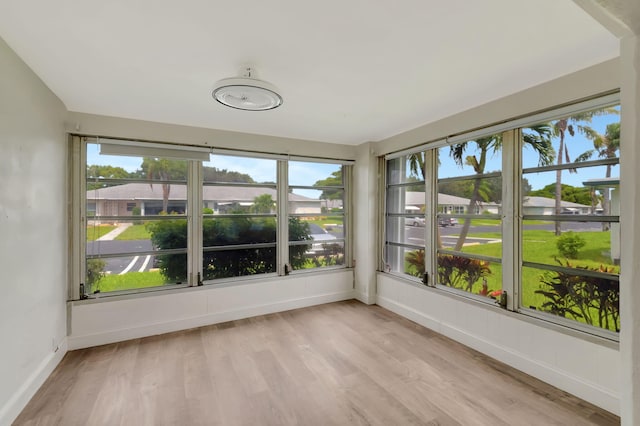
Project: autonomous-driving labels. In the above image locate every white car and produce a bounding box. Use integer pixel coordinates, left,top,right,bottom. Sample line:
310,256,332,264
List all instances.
405,217,425,227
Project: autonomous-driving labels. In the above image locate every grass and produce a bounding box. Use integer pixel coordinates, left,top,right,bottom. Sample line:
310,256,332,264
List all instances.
93,270,168,292
115,224,151,240
308,217,344,228
86,225,116,241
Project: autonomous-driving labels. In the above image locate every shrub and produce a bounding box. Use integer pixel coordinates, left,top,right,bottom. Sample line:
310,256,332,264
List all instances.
202,207,214,214
556,231,586,259
132,206,141,216
535,258,619,331
86,258,106,293
147,217,312,281
437,254,491,293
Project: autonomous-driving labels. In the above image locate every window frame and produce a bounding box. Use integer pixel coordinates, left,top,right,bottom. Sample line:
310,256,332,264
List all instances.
382,92,621,340
71,136,353,300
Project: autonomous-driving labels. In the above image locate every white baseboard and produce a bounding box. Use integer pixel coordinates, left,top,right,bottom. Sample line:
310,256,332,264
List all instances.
69,290,354,350
354,290,376,305
0,338,68,426
376,295,620,416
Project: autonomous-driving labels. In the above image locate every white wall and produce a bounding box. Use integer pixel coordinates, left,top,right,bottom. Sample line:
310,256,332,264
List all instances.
372,58,622,415
0,37,68,425
69,270,354,349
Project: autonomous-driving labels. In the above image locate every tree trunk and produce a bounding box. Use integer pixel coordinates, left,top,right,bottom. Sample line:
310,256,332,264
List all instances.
454,177,481,251
554,132,565,236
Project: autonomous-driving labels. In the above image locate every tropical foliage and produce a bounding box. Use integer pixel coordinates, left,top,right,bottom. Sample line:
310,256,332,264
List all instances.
535,259,619,332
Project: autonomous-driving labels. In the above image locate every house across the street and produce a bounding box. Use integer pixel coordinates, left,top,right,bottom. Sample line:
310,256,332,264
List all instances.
87,183,321,216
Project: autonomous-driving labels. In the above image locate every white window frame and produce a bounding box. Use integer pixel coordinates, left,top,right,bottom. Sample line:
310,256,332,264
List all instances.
71,136,353,300
382,92,621,340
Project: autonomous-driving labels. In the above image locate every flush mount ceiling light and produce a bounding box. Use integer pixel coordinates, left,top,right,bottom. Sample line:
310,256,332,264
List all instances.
212,68,283,111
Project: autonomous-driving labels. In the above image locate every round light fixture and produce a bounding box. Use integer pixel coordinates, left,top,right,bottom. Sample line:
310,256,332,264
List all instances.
212,68,283,111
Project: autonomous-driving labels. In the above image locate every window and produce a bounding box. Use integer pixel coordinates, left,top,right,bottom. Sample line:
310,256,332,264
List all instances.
436,133,503,299
201,154,278,281
84,141,190,294
520,105,620,333
73,137,352,298
288,161,347,270
384,154,427,278
383,95,620,338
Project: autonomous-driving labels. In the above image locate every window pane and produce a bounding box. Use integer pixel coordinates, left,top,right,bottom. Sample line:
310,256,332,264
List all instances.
522,105,620,170
523,167,620,216
203,217,276,246
386,216,425,246
437,177,502,217
288,188,343,215
387,154,425,184
387,187,425,214
203,186,278,215
289,217,344,241
437,254,501,299
521,266,619,332
385,246,425,279
289,162,342,187
438,218,501,256
205,155,276,184
522,222,619,267
438,136,502,179
289,162,346,272
85,253,187,294
87,143,189,216
289,241,345,270
203,247,276,280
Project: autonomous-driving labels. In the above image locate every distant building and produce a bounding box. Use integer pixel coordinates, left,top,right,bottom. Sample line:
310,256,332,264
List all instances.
87,183,321,216
522,196,593,215
403,192,593,216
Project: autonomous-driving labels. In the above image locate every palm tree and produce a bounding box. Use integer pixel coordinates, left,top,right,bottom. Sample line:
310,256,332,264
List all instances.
594,122,620,214
144,158,172,213
550,109,617,235
450,125,553,251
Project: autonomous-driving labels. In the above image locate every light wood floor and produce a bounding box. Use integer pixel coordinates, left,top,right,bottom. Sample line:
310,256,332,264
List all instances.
15,301,619,426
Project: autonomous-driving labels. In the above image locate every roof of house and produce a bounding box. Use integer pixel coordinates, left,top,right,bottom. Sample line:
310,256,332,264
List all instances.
87,183,316,202
522,196,591,209
405,191,499,207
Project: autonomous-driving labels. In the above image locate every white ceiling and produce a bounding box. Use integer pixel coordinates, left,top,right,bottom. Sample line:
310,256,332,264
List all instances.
0,0,620,145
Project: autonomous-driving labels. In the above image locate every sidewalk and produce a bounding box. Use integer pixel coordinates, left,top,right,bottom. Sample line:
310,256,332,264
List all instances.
97,223,132,241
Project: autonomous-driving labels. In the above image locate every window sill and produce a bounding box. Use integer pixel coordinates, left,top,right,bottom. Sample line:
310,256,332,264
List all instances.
71,268,354,306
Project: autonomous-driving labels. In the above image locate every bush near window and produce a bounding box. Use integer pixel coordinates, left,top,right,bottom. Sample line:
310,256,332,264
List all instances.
535,259,619,332
556,231,586,259
437,254,492,294
147,217,312,281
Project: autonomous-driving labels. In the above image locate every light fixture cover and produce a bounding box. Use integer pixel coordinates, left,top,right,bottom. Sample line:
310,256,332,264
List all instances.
212,75,283,111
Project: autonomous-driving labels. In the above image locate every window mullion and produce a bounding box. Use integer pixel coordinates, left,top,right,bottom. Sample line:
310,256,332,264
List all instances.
277,160,289,275
425,149,437,285
71,135,84,300
188,160,202,286
501,129,519,311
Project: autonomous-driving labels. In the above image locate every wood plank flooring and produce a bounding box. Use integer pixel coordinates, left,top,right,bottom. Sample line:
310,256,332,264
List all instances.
14,300,620,425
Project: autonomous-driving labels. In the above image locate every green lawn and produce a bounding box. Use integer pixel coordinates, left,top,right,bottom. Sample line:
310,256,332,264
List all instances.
93,270,167,292
86,225,116,241
115,224,151,240
308,217,344,228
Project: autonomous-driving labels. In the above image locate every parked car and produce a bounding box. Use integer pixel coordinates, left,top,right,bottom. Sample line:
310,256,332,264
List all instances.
405,217,425,227
438,217,458,227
